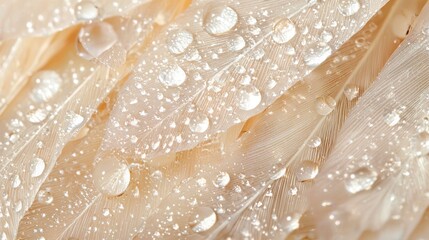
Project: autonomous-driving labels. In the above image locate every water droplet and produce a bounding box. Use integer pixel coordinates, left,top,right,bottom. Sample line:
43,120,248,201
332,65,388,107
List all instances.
345,167,378,194
15,200,23,212
203,6,238,35
30,71,62,103
189,113,209,133
75,1,99,21
315,96,336,115
167,29,194,55
296,161,319,182
272,18,296,44
338,0,361,16
304,44,332,67
271,168,286,180
237,85,262,111
26,108,49,124
12,175,21,188
189,207,217,232
37,189,53,204
320,30,333,42
308,137,322,148
78,22,118,58
227,34,246,51
384,110,400,127
102,208,110,216
64,111,85,135
93,156,130,196
30,158,45,177
344,85,359,101
213,172,230,188
158,64,187,87
278,213,301,233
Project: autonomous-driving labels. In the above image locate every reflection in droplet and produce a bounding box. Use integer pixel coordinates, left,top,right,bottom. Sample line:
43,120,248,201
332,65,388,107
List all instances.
272,18,296,44
203,6,238,35
75,1,100,21
227,34,246,52
78,22,118,58
93,156,131,196
189,113,210,133
308,137,322,148
167,29,194,55
189,207,217,232
296,161,319,182
213,172,230,188
30,158,46,177
237,85,262,111
345,167,378,194
158,64,187,87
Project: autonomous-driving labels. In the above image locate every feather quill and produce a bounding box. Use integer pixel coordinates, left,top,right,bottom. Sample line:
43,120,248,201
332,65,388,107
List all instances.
307,2,429,239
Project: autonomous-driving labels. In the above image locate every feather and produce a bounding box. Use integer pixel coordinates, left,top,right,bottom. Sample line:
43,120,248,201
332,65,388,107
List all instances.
0,0,152,40
307,2,429,239
134,0,424,239
96,0,388,170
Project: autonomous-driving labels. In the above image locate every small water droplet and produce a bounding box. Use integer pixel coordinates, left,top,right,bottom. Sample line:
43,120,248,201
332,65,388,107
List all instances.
272,18,296,44
296,161,319,182
30,158,45,177
158,64,187,87
12,175,21,188
345,167,378,194
75,1,100,21
64,111,85,135
26,108,49,124
278,213,301,233
344,85,359,101
78,22,118,58
102,208,110,216
227,34,246,51
271,168,286,180
167,29,194,55
30,71,62,103
203,6,238,35
338,0,361,16
304,44,332,67
308,137,322,148
237,85,262,111
320,30,333,42
189,113,209,133
37,189,53,204
213,172,230,188
315,96,336,115
189,207,217,233
384,110,400,127
93,157,130,196
15,200,23,212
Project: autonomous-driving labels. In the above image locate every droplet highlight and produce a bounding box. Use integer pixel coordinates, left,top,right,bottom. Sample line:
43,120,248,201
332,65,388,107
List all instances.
158,64,187,87
237,85,262,111
203,6,238,35
272,18,296,44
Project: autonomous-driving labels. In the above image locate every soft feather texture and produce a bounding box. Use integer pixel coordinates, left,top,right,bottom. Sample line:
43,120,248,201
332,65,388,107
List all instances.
308,2,429,239
97,0,388,168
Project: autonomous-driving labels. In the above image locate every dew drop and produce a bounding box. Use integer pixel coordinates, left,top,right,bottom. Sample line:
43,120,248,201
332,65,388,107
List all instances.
272,18,296,44
12,175,21,188
37,189,54,204
213,172,230,188
271,168,286,180
203,6,238,35
30,71,62,103
189,113,209,133
102,208,110,216
167,29,194,55
296,161,319,182
93,156,131,196
345,167,378,194
227,34,246,52
338,0,361,16
344,85,359,101
158,64,187,87
15,200,23,212
64,111,85,135
75,1,100,21
320,30,333,43
315,96,336,115
308,137,321,148
304,44,332,67
237,85,262,111
78,22,118,58
384,110,400,127
30,158,45,177
26,108,49,124
189,207,217,233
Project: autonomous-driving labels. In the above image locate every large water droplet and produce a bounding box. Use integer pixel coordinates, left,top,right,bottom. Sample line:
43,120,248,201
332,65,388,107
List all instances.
167,29,194,55
78,22,118,58
296,161,319,182
203,6,238,35
237,85,262,111
213,172,230,188
30,158,45,177
189,207,217,232
345,167,378,194
315,96,336,115
93,156,130,196
272,18,296,44
75,1,100,21
30,71,62,103
338,0,361,16
304,44,332,67
384,110,400,127
37,189,54,204
189,113,209,133
158,64,187,87
26,108,49,124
